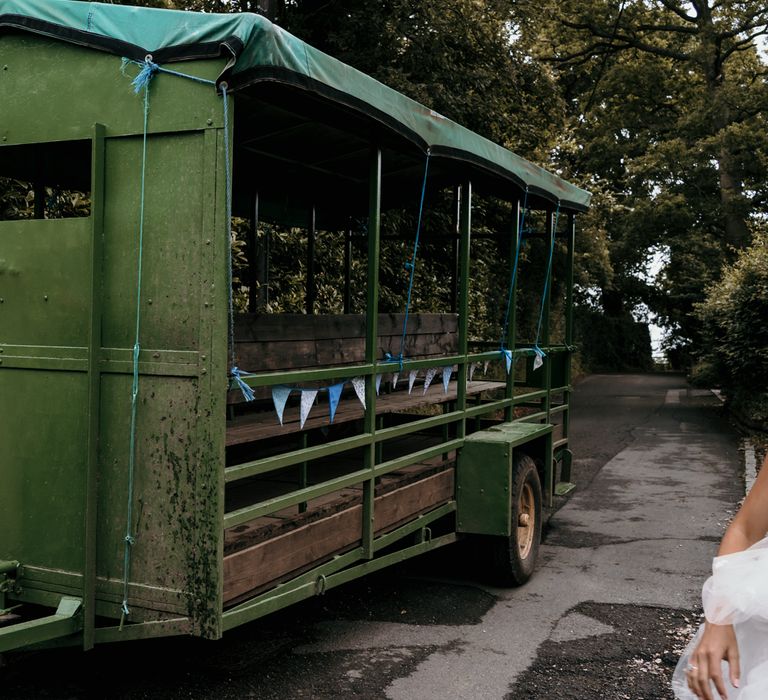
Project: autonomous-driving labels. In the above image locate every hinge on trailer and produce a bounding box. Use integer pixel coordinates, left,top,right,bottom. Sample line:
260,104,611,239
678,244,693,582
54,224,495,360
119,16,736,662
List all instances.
0,561,21,619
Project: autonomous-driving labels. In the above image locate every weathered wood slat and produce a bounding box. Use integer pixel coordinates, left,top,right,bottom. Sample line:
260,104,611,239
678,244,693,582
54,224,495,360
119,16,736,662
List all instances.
222,468,455,603
225,379,505,446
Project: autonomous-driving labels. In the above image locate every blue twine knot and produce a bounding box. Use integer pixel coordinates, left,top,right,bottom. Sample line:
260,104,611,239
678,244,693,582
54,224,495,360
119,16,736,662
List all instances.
121,600,130,616
124,534,135,546
231,367,256,402
404,261,414,271
383,352,405,371
131,58,159,93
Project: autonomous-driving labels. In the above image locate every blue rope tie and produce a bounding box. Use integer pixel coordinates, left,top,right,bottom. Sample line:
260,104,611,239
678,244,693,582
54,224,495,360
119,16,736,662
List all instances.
230,366,256,402
498,190,529,371
532,202,560,366
120,66,153,625
387,151,430,369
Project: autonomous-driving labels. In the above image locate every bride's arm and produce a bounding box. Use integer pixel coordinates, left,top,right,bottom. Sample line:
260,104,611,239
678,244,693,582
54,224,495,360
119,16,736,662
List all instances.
688,454,768,700
718,453,768,555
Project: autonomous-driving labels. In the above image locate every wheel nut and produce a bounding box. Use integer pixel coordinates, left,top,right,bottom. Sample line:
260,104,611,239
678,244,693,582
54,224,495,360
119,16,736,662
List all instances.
518,513,530,527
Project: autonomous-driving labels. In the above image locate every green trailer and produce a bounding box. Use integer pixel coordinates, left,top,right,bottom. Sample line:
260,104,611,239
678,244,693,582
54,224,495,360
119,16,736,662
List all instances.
0,0,590,653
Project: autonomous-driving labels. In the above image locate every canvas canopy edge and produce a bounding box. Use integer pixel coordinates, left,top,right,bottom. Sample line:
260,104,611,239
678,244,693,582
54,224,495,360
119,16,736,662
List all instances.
0,0,591,212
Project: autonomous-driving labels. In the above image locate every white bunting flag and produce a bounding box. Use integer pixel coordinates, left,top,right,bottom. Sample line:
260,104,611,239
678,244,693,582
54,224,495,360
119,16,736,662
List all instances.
375,374,383,396
351,376,366,409
408,370,418,394
423,367,437,395
442,366,452,393
392,372,399,390
533,347,545,371
299,389,318,429
271,385,292,425
483,360,490,375
503,349,513,374
468,363,477,383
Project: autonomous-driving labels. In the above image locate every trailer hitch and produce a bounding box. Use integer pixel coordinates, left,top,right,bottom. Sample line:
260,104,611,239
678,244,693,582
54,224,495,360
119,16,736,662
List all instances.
0,597,83,653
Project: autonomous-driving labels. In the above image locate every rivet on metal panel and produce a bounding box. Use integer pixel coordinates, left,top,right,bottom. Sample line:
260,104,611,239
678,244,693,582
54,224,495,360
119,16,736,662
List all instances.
2,65,7,70
206,240,211,245
206,118,213,126
204,302,209,308
201,368,207,374
148,298,153,305
201,355,207,361
152,352,160,358
43,295,48,301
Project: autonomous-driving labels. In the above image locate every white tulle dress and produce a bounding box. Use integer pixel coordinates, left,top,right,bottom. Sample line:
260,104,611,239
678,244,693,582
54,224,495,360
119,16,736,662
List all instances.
673,536,768,699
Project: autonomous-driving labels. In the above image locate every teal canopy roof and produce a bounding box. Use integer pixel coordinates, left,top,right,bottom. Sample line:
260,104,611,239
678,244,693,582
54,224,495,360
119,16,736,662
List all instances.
0,0,591,211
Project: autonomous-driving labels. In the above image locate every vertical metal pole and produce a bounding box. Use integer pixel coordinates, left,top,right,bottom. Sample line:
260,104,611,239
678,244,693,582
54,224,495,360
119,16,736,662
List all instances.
299,432,309,514
363,148,381,558
247,191,259,313
254,191,270,312
457,180,472,439
505,198,521,422
560,213,576,483
543,209,553,424
344,227,353,314
451,186,460,314
83,124,106,650
306,205,316,315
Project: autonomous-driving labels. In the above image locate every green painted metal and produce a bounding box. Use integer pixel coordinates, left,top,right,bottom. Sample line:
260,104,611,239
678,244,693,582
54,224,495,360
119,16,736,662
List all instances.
0,597,82,653
456,422,553,535
1,4,585,651
83,124,106,651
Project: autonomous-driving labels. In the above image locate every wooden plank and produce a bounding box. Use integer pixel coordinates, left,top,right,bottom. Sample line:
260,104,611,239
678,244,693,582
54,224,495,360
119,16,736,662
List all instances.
225,380,505,446
223,469,455,603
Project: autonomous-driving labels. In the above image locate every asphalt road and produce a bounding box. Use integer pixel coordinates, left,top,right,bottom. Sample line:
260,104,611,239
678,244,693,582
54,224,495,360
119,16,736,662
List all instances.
3,373,744,699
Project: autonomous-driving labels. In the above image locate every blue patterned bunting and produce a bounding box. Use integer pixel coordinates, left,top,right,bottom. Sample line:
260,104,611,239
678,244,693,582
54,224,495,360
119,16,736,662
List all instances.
271,385,292,425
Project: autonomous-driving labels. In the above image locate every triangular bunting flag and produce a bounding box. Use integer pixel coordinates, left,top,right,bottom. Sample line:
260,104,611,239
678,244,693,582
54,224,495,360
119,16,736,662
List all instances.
533,346,546,371
300,389,318,429
468,363,477,383
483,360,490,375
442,366,452,393
351,376,366,409
392,372,399,390
375,374,383,396
408,370,418,395
272,385,292,425
502,349,513,374
328,382,344,423
423,367,437,395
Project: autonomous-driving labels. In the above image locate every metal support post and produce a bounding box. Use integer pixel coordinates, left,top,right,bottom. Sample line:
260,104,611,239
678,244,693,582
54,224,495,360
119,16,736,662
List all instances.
457,180,472,439
363,147,382,558
306,204,316,315
505,198,521,422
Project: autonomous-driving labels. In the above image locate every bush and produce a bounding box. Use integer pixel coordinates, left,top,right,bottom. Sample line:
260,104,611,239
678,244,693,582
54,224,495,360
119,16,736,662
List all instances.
696,232,768,426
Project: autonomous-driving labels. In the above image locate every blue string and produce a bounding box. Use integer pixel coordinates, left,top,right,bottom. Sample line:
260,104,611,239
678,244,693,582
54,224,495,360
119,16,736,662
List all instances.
532,202,560,363
386,152,430,370
499,190,529,352
121,68,153,625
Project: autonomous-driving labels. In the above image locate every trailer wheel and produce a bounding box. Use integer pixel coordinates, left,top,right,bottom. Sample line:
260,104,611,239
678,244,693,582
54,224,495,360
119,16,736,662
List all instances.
489,453,542,585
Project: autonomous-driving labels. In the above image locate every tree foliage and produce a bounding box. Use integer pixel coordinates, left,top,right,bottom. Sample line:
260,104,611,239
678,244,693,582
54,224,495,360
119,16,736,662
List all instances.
695,230,768,424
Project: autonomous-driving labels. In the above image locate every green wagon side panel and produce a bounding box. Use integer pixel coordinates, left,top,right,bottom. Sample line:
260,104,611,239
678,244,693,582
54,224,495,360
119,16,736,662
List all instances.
101,133,205,352
0,369,88,571
0,0,591,211
0,219,91,346
0,35,224,146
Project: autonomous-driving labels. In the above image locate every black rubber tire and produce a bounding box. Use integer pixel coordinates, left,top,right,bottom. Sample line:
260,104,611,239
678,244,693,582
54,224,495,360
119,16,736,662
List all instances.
488,452,542,586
